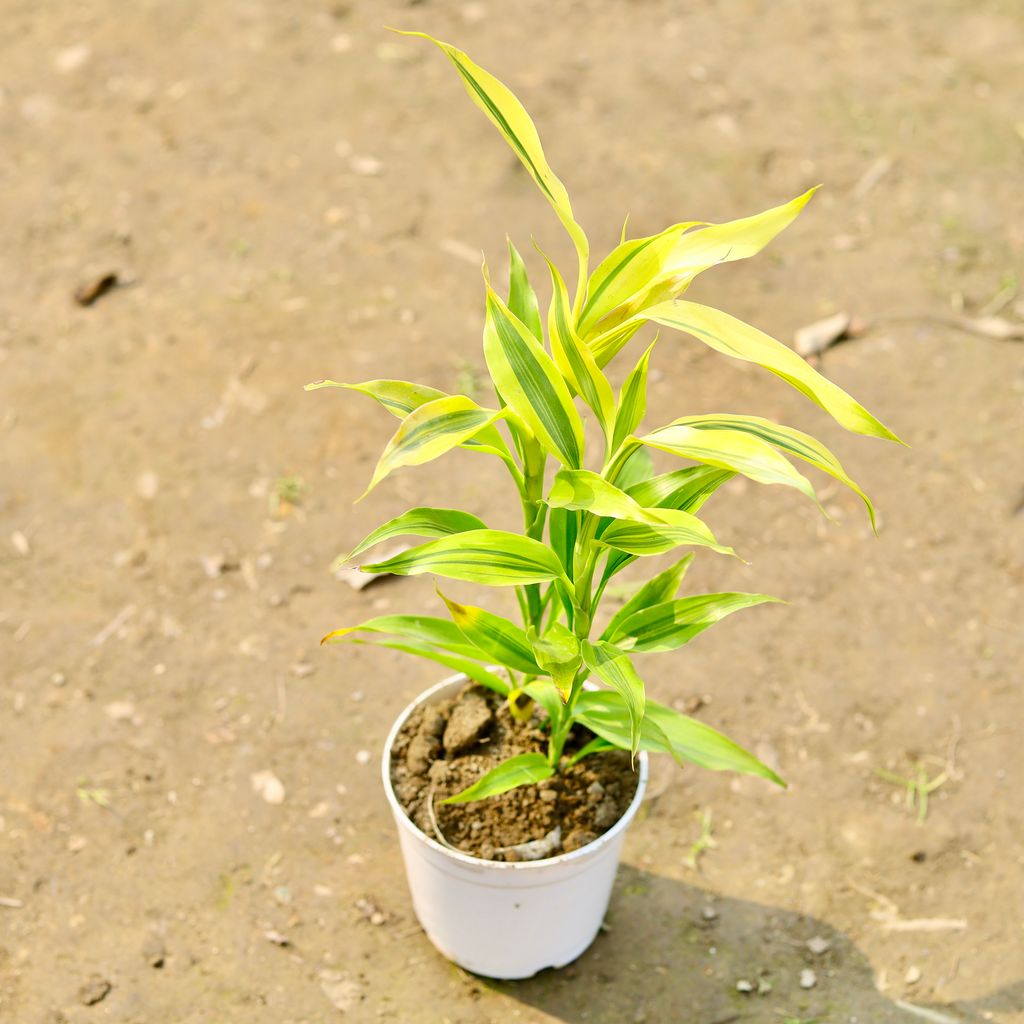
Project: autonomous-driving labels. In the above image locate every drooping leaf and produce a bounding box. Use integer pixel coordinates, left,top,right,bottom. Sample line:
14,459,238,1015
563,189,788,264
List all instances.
612,340,656,452
348,638,510,695
542,252,615,439
342,507,488,565
548,470,669,525
600,553,694,641
483,284,585,468
321,614,487,660
403,32,589,275
626,465,734,512
507,239,543,343
567,736,616,766
624,301,901,442
573,692,784,786
581,640,646,758
528,621,581,700
361,530,570,587
599,507,734,557
671,414,877,528
444,752,554,804
639,423,817,502
361,395,507,497
438,590,542,675
305,378,446,417
613,592,783,651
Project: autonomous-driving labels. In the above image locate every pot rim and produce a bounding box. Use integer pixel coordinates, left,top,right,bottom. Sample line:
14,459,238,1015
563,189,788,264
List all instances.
381,672,649,872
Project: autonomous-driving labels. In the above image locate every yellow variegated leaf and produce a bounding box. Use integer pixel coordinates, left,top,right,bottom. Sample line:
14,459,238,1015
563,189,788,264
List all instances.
599,507,735,558
507,239,543,342
612,339,656,452
402,31,589,287
438,590,541,675
362,395,506,498
542,253,615,440
548,469,668,525
483,283,585,468
581,640,646,758
305,378,446,417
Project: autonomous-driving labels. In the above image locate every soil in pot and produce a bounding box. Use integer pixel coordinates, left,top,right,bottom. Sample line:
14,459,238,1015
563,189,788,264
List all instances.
390,682,639,862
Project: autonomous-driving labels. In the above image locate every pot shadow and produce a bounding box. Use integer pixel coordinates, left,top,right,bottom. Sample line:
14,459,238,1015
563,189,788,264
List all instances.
483,865,1020,1023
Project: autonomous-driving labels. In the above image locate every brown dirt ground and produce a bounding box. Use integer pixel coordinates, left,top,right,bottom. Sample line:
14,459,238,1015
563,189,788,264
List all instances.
2,1,1023,1021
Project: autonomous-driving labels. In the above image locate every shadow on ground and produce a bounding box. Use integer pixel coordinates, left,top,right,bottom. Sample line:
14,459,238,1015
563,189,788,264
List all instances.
484,867,1021,1024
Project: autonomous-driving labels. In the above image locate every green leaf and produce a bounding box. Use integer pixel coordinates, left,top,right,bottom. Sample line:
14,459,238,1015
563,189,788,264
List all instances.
523,678,565,732
361,530,570,587
615,592,783,652
599,507,734,558
639,423,817,503
601,554,694,642
632,301,902,442
483,283,585,468
438,590,541,675
321,614,487,661
349,638,510,695
342,507,488,565
507,239,543,343
612,340,656,452
574,692,785,786
547,506,578,579
403,32,589,275
542,252,615,439
626,465,734,512
361,395,507,497
548,469,669,525
444,752,555,804
528,621,580,700
305,378,446,417
613,448,655,493
581,640,646,758
671,414,877,529
567,736,616,766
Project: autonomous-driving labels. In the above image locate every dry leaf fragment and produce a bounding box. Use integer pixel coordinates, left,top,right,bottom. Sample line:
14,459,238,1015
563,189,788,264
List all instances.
795,312,868,357
950,314,1024,341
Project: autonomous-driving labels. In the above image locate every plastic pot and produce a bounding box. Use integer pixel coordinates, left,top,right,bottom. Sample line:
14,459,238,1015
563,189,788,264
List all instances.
381,673,649,979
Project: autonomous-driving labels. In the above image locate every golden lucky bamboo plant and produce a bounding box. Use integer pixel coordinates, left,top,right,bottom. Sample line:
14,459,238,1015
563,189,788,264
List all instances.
310,32,901,804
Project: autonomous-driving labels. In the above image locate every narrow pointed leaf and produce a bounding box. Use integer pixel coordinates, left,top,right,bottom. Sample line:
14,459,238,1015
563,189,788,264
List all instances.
599,507,734,557
439,591,541,675
634,301,901,442
507,239,543,342
548,506,578,579
640,423,817,501
543,252,615,438
567,736,616,766
523,678,565,732
444,752,554,804
614,448,655,493
404,32,588,270
342,507,487,565
362,530,569,587
305,378,446,417
601,554,694,641
615,592,783,651
484,285,585,468
581,640,646,757
574,692,785,786
321,614,487,661
672,414,877,528
612,340,656,452
548,470,669,525
362,395,507,496
349,638,510,695
528,622,580,700
626,465,734,512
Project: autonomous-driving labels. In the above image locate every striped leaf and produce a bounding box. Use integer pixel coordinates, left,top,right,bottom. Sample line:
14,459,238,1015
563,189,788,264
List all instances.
348,638,510,695
341,507,487,565
321,614,486,660
507,240,543,343
528,622,580,700
581,640,646,758
629,301,901,442
543,253,615,439
547,506,578,579
548,470,668,525
362,395,507,497
599,507,734,558
601,554,694,642
672,414,877,529
639,423,817,502
614,592,783,652
612,340,656,453
626,465,734,512
483,284,584,468
523,678,566,732
614,447,655,493
438,591,541,675
361,530,570,587
444,752,554,804
574,692,784,786
305,378,446,417
405,32,589,275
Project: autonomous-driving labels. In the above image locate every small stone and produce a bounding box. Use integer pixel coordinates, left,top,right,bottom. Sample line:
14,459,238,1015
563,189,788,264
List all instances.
263,927,289,946
757,977,773,995
330,33,353,53
51,672,66,687
200,553,227,578
701,906,719,922
586,781,605,804
308,801,330,818
291,662,315,678
799,968,817,989
350,154,382,176
736,979,754,994
355,750,371,765
10,531,30,557
905,965,922,985
67,835,88,853
593,798,620,830
250,770,285,805
142,934,165,968
807,935,831,955
55,44,92,74
539,789,557,803
135,471,159,500
104,700,136,722
442,691,493,755
78,975,111,1005
319,969,360,1013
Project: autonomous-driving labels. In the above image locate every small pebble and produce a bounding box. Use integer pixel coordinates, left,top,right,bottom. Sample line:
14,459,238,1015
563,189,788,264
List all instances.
807,935,831,955
905,965,922,985
250,770,286,805
10,531,30,557
701,906,718,922
55,44,92,74
736,979,754,994
355,750,371,765
78,976,111,1005
136,471,159,500
800,968,817,989
67,835,88,853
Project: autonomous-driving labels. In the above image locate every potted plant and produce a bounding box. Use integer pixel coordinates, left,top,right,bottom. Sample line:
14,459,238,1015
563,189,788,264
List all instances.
309,32,900,979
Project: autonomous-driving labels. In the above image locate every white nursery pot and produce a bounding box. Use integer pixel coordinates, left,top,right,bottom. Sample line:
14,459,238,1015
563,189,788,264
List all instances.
381,673,649,980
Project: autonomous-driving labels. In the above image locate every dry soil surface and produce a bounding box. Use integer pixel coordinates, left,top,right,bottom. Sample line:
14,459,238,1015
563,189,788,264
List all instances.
2,1,1023,1022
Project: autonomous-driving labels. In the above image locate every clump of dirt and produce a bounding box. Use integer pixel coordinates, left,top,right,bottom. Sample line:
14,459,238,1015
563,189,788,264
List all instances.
390,683,639,861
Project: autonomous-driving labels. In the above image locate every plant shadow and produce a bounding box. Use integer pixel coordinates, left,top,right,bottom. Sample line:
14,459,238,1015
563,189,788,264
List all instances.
484,865,1020,1023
